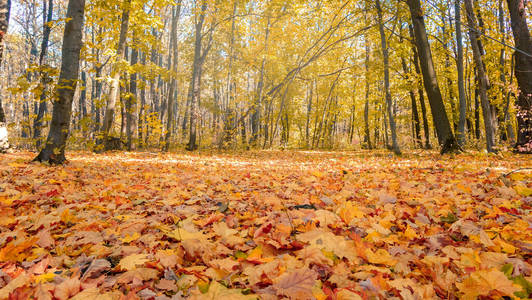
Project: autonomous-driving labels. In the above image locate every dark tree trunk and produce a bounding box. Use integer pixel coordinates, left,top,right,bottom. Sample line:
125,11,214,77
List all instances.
465,0,496,152
506,0,532,152
33,0,53,149
455,0,467,146
410,26,431,149
407,0,460,153
34,0,85,164
126,46,139,150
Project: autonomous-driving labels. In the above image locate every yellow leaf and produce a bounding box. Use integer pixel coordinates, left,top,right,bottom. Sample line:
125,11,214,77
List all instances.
403,226,418,240
337,201,364,224
118,253,149,271
35,273,56,284
514,185,532,196
60,209,75,224
456,268,520,300
365,249,397,266
121,232,140,243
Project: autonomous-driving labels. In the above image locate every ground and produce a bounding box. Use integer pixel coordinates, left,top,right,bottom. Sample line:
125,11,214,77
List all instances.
0,150,531,299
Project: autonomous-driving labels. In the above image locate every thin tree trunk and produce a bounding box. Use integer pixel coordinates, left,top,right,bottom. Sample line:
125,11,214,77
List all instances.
364,38,372,149
187,0,208,151
33,0,53,149
126,46,139,150
250,17,270,147
407,0,459,153
455,0,467,146
465,0,496,152
98,0,130,150
34,0,85,164
163,1,182,151
376,0,400,155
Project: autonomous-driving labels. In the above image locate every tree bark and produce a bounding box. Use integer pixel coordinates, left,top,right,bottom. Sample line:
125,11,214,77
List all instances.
506,0,532,152
455,0,467,146
407,0,459,153
98,0,130,150
163,1,182,151
186,0,208,151
33,0,53,149
126,46,139,150
376,0,400,155
34,0,85,164
465,0,496,152
364,38,372,149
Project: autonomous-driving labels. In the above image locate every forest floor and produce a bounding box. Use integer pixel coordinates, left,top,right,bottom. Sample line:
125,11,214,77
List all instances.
0,150,531,299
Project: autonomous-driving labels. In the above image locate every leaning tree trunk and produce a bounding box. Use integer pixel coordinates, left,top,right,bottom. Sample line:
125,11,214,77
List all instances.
98,0,130,151
0,0,11,153
506,0,532,153
34,0,85,164
376,0,400,155
407,0,460,154
465,0,496,152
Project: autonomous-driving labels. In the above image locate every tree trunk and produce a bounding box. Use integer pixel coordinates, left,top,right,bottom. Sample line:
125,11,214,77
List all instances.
402,56,422,148
506,0,532,153
163,2,182,151
498,0,515,143
376,0,400,155
250,17,270,147
187,0,208,151
126,46,139,151
0,0,11,152
407,0,460,153
364,39,372,149
98,0,130,150
455,0,467,146
410,26,431,149
33,0,53,150
34,0,85,164
465,0,496,152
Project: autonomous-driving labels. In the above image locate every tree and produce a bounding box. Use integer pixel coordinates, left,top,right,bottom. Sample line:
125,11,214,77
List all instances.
0,0,10,153
376,0,400,155
98,0,131,151
455,0,467,146
186,0,209,151
407,0,460,154
465,0,496,153
33,0,54,150
163,1,182,152
506,0,532,153
34,0,85,164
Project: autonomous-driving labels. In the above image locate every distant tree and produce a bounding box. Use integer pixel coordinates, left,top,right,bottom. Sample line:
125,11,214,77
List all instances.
34,0,85,164
0,0,11,153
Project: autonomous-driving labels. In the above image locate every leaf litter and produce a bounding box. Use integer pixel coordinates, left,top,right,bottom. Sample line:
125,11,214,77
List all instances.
0,150,531,299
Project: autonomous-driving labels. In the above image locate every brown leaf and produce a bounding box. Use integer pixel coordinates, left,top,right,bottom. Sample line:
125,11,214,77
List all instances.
272,268,317,299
